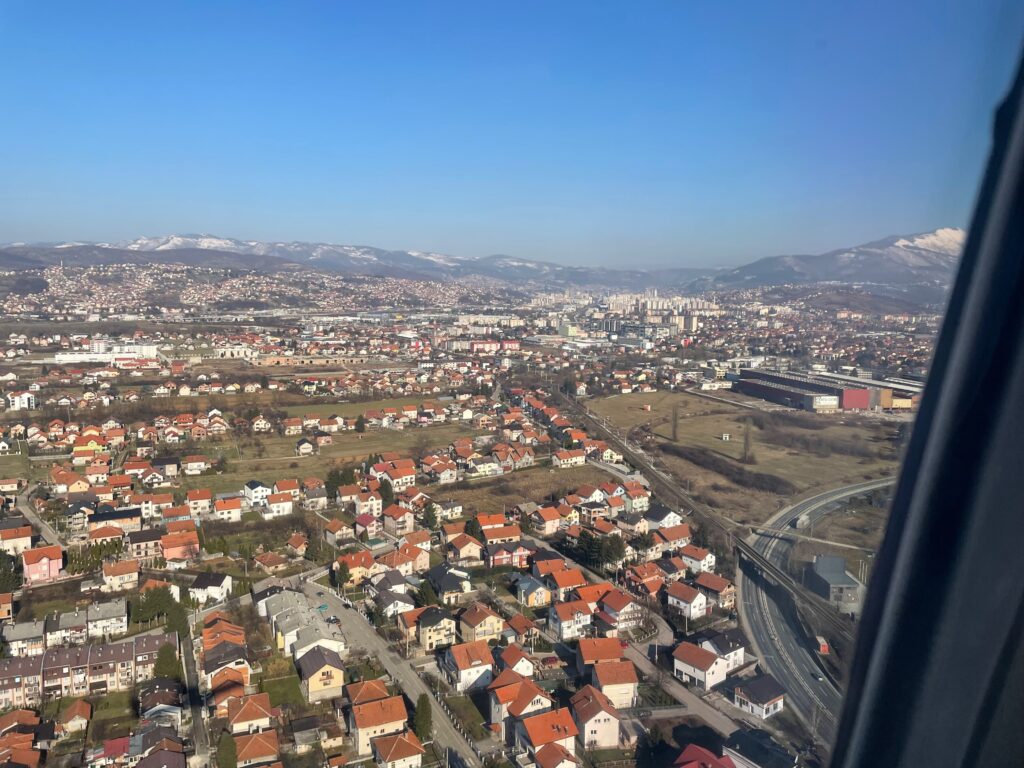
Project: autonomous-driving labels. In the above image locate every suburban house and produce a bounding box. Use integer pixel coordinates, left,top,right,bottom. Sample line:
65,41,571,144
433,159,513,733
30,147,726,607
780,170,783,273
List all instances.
101,559,141,593
570,685,621,750
733,674,786,720
227,693,275,735
372,730,426,768
458,603,504,644
592,660,639,710
22,545,63,586
349,695,408,755
548,600,592,641
189,573,233,605
487,668,553,744
665,581,707,620
514,707,578,761
680,544,716,574
672,642,729,691
297,646,346,702
442,640,494,692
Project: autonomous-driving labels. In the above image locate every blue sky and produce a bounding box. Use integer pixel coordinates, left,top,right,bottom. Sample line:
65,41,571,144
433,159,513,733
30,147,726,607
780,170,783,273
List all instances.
1,2,1022,268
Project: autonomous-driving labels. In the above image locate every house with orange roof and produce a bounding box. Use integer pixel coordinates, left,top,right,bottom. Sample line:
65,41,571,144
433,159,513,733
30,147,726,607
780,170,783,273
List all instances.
227,692,275,735
234,729,280,767
344,678,390,706
58,699,92,734
570,685,620,750
441,640,494,692
212,497,243,523
693,571,736,611
672,642,728,691
0,526,32,557
372,730,425,768
458,602,504,644
186,488,213,516
514,707,578,758
160,530,200,565
381,504,415,537
101,559,140,593
548,600,592,641
666,582,707,620
335,550,382,586
487,668,553,744
592,660,639,710
546,568,587,601
349,695,408,755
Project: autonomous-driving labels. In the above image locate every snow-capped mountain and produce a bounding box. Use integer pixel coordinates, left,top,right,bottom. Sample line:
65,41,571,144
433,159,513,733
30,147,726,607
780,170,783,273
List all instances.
0,228,964,293
705,227,965,288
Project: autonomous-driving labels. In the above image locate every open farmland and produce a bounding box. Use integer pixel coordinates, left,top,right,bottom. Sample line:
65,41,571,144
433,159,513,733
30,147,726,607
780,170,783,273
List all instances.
434,463,612,516
175,422,480,495
589,391,899,526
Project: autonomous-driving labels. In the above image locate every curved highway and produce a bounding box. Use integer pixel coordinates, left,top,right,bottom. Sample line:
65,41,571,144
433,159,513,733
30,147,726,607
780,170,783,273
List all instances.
738,477,895,749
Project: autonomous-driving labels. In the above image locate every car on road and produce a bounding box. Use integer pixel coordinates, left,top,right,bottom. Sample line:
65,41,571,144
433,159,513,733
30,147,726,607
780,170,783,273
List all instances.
619,639,630,648
635,709,653,718
316,591,324,597
813,673,825,681
318,603,329,612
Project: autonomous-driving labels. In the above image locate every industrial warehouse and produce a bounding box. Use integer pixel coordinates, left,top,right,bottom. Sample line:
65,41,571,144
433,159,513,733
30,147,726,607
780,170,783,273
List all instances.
735,369,921,412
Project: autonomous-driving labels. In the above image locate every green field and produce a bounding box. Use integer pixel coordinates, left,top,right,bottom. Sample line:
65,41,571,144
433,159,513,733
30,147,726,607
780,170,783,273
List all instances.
261,674,306,709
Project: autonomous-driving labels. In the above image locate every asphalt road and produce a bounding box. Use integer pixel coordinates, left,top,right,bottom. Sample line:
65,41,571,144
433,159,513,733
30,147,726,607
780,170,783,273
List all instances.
300,580,481,768
15,486,61,546
181,628,211,767
737,477,895,748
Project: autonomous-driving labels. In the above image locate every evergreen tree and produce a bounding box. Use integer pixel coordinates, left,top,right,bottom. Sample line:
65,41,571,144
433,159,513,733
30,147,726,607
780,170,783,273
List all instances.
336,563,351,589
422,503,439,531
418,581,440,606
413,693,433,739
218,731,238,768
465,517,484,541
355,415,366,433
379,478,394,506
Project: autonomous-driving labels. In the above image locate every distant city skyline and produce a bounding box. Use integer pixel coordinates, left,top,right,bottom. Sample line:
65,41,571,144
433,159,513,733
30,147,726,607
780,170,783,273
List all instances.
1,2,1022,268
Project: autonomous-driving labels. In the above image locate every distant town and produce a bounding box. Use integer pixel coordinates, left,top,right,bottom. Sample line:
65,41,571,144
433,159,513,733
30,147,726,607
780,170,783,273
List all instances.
0,283,921,768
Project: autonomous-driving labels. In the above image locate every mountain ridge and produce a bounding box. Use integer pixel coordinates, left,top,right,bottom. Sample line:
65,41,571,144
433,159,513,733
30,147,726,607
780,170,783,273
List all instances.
0,228,965,295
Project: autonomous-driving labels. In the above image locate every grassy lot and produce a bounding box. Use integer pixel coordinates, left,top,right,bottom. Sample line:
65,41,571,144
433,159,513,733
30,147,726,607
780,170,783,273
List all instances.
177,423,479,495
446,694,488,740
590,391,899,527
436,464,612,515
260,674,306,709
0,450,29,480
87,691,134,746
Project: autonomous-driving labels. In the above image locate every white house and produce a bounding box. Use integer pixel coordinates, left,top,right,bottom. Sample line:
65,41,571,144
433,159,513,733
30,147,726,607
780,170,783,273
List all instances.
5,392,36,411
442,641,494,692
262,492,294,520
548,600,592,641
570,685,620,750
189,572,233,605
733,674,786,720
243,481,271,507
680,544,716,574
672,642,728,691
665,581,707,620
